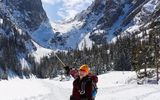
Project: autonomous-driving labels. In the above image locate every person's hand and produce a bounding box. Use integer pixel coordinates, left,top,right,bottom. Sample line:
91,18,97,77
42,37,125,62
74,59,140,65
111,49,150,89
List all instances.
64,65,69,70
64,65,70,76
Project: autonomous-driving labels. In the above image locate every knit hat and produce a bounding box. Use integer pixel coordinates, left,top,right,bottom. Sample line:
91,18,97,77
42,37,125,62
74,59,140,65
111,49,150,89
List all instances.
79,64,90,75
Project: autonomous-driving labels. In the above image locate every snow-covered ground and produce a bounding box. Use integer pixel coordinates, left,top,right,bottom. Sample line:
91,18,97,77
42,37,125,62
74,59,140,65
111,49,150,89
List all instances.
0,71,160,100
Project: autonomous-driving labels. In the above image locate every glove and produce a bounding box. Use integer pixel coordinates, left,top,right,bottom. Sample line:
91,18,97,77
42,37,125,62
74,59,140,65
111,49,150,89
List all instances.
64,66,70,76
64,66,69,71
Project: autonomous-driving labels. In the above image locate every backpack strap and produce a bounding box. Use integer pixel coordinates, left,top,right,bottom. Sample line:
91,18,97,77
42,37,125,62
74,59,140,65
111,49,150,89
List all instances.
79,81,86,95
79,76,98,95
79,76,91,95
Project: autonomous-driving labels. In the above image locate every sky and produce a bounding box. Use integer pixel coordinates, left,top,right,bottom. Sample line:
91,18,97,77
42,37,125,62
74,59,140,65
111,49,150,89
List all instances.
42,0,94,22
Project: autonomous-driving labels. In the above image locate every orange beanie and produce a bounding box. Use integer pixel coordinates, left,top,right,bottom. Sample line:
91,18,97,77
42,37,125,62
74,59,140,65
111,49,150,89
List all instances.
79,64,90,74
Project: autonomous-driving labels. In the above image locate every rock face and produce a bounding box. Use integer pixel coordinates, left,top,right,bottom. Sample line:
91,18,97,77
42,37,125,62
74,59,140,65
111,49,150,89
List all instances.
97,0,122,28
51,0,160,49
1,0,47,31
0,0,49,78
0,0,160,78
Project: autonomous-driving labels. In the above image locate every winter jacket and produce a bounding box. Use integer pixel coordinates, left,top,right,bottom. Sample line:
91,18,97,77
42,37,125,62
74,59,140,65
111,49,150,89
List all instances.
70,69,98,83
70,75,93,100
69,69,98,100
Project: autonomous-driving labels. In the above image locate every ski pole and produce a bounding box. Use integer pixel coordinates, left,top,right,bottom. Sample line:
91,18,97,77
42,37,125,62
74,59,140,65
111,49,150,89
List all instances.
54,53,66,67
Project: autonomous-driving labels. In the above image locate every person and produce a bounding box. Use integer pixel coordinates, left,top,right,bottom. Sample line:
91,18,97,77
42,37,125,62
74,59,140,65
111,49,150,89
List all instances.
64,64,98,100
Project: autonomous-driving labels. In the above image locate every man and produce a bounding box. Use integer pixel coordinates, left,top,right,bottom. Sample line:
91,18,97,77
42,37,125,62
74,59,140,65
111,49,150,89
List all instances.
64,64,98,100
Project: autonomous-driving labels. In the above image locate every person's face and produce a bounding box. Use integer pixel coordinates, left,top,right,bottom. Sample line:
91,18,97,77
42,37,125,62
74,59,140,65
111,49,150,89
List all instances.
79,69,87,78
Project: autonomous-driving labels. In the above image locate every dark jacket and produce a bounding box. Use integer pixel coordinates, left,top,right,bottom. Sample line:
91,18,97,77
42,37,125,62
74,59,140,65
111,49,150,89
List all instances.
70,75,93,100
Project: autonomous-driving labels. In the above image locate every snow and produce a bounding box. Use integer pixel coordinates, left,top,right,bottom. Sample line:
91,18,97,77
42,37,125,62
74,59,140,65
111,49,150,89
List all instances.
139,68,156,73
48,0,106,50
15,26,23,35
112,0,160,43
127,25,140,33
98,71,136,86
0,18,3,24
109,4,132,42
0,28,5,35
51,19,90,49
32,22,55,48
31,40,53,63
20,58,30,70
0,79,50,100
78,32,94,50
143,0,160,14
51,19,92,49
134,0,160,25
1,71,160,100
111,24,140,43
32,19,90,50
52,20,84,34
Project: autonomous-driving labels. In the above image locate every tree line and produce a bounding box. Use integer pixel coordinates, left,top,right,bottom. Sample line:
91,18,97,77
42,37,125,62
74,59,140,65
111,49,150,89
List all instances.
35,26,160,79
0,2,160,80
0,22,159,80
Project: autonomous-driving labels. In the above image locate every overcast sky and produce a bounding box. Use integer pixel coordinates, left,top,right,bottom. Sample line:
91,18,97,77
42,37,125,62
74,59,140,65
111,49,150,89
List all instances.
42,0,94,22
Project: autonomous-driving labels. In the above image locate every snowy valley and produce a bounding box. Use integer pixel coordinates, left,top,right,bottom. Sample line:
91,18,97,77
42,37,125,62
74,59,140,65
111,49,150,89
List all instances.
0,0,160,78
1,71,160,100
0,0,160,100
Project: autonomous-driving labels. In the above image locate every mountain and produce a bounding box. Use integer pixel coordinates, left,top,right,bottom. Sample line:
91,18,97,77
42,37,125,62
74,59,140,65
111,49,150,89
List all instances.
51,0,160,50
0,0,53,79
17,0,159,51
0,0,159,78
48,0,160,75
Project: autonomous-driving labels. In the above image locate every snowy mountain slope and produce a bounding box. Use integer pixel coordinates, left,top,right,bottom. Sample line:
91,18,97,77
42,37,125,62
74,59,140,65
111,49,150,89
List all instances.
50,0,121,49
50,0,105,49
48,0,160,49
30,40,53,63
31,22,55,49
0,0,54,78
1,71,160,100
1,0,159,59
0,0,160,79
113,0,160,42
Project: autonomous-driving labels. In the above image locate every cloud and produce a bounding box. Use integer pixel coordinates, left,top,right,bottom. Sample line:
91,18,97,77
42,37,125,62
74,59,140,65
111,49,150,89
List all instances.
42,0,94,21
57,0,94,20
42,0,61,5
